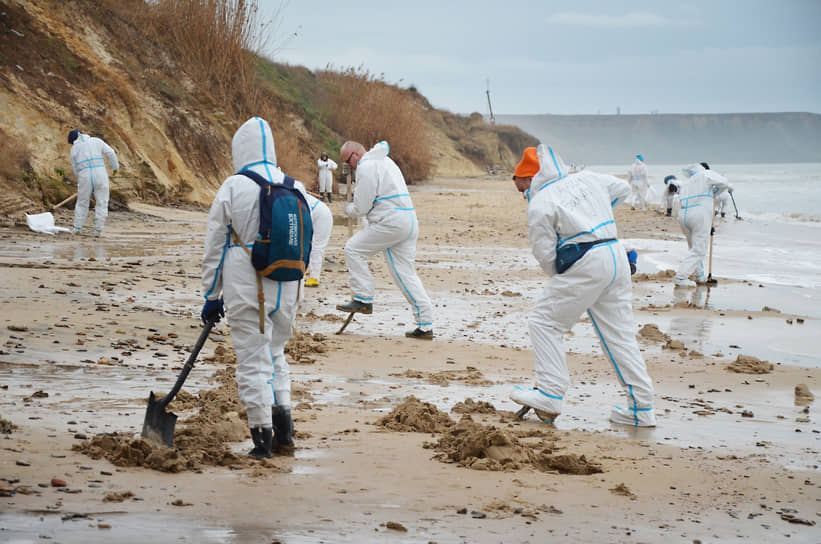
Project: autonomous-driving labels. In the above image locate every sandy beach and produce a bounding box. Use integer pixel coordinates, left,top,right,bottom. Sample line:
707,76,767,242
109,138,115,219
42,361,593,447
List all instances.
1,176,819,543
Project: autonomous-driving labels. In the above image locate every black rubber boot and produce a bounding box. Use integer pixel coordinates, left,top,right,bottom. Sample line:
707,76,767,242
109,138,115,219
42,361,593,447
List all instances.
327,192,332,203
666,208,672,216
271,405,294,451
248,426,273,459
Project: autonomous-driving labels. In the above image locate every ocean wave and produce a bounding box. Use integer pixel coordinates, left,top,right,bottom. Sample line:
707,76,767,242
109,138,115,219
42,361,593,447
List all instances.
742,211,821,226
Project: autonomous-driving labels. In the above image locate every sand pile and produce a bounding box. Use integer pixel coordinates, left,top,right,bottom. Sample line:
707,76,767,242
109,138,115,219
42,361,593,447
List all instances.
377,396,455,433
379,398,604,474
392,367,493,387
451,398,497,414
638,323,671,343
285,331,330,364
74,344,286,472
633,270,675,282
726,354,774,374
428,415,535,471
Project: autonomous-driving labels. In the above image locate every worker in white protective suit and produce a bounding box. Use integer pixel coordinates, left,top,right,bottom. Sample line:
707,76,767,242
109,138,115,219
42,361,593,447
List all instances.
68,129,119,235
336,140,434,339
317,152,338,203
674,162,729,288
715,183,733,218
628,154,650,210
303,192,333,287
509,145,656,427
662,175,680,216
201,117,306,459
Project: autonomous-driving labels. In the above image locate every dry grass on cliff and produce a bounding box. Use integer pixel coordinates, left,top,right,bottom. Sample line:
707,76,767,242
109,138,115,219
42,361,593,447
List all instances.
138,0,270,118
317,67,432,182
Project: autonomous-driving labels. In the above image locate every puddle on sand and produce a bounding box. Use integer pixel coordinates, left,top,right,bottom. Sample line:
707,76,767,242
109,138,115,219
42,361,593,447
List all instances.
0,513,236,544
0,512,449,544
633,312,821,368
1,232,195,263
0,360,217,436
632,277,821,320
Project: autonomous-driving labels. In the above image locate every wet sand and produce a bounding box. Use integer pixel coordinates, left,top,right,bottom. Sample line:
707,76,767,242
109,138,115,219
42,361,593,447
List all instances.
1,176,819,542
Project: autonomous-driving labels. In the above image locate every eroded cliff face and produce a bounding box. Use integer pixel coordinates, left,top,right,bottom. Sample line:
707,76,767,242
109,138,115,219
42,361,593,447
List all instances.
0,0,236,214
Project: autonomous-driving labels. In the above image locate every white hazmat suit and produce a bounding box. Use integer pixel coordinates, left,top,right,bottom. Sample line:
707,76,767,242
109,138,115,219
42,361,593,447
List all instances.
304,192,333,283
715,184,733,218
510,145,656,427
674,164,729,287
70,132,119,234
201,117,306,429
317,156,338,195
628,155,650,210
344,141,433,331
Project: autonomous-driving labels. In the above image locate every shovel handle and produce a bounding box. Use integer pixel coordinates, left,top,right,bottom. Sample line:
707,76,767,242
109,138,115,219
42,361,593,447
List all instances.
157,317,217,408
50,193,78,212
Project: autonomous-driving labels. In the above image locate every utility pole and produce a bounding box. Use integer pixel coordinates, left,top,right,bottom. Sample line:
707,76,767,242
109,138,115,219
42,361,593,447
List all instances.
486,79,495,125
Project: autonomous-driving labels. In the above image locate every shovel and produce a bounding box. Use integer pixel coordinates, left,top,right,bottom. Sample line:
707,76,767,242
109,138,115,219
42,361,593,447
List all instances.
730,191,742,220
141,316,217,447
25,193,77,234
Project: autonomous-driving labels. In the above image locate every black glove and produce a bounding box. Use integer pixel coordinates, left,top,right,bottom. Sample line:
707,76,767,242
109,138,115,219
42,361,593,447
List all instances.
201,298,224,324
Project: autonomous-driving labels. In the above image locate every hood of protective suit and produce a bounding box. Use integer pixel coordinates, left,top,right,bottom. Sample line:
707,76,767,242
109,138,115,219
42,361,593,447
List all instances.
232,117,277,172
682,163,705,178
529,144,568,195
361,140,390,163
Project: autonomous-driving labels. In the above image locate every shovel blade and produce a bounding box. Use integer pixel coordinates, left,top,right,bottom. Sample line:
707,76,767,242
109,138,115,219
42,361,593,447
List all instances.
141,391,177,448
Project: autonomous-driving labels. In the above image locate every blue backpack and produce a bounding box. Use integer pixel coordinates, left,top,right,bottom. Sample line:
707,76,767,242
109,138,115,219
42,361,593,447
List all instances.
238,170,312,281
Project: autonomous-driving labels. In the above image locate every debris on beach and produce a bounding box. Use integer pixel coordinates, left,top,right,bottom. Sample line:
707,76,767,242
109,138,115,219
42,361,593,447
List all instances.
609,483,637,499
0,416,17,434
726,355,774,374
794,384,814,406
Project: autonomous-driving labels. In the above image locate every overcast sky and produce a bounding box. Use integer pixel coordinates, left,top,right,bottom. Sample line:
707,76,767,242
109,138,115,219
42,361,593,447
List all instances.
259,0,821,116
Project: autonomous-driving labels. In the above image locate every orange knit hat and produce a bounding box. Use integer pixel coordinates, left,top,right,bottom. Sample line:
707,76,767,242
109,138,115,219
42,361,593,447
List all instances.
513,147,540,178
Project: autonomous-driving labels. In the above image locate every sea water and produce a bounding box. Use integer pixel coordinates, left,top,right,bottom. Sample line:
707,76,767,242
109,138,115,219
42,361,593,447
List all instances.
594,162,821,287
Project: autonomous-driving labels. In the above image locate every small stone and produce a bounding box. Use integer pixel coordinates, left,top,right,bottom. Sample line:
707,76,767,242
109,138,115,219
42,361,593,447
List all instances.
51,478,67,487
470,510,487,519
385,521,407,532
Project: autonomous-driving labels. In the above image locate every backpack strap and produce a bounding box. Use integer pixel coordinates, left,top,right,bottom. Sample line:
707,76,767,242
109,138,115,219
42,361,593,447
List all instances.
238,169,269,187
239,169,296,189
229,224,265,334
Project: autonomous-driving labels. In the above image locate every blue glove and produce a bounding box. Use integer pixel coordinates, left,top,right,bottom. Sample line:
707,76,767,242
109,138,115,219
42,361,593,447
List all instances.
201,298,224,324
627,250,638,275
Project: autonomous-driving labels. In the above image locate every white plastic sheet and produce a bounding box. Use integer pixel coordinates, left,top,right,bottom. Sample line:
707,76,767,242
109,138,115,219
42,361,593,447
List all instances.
25,212,71,235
